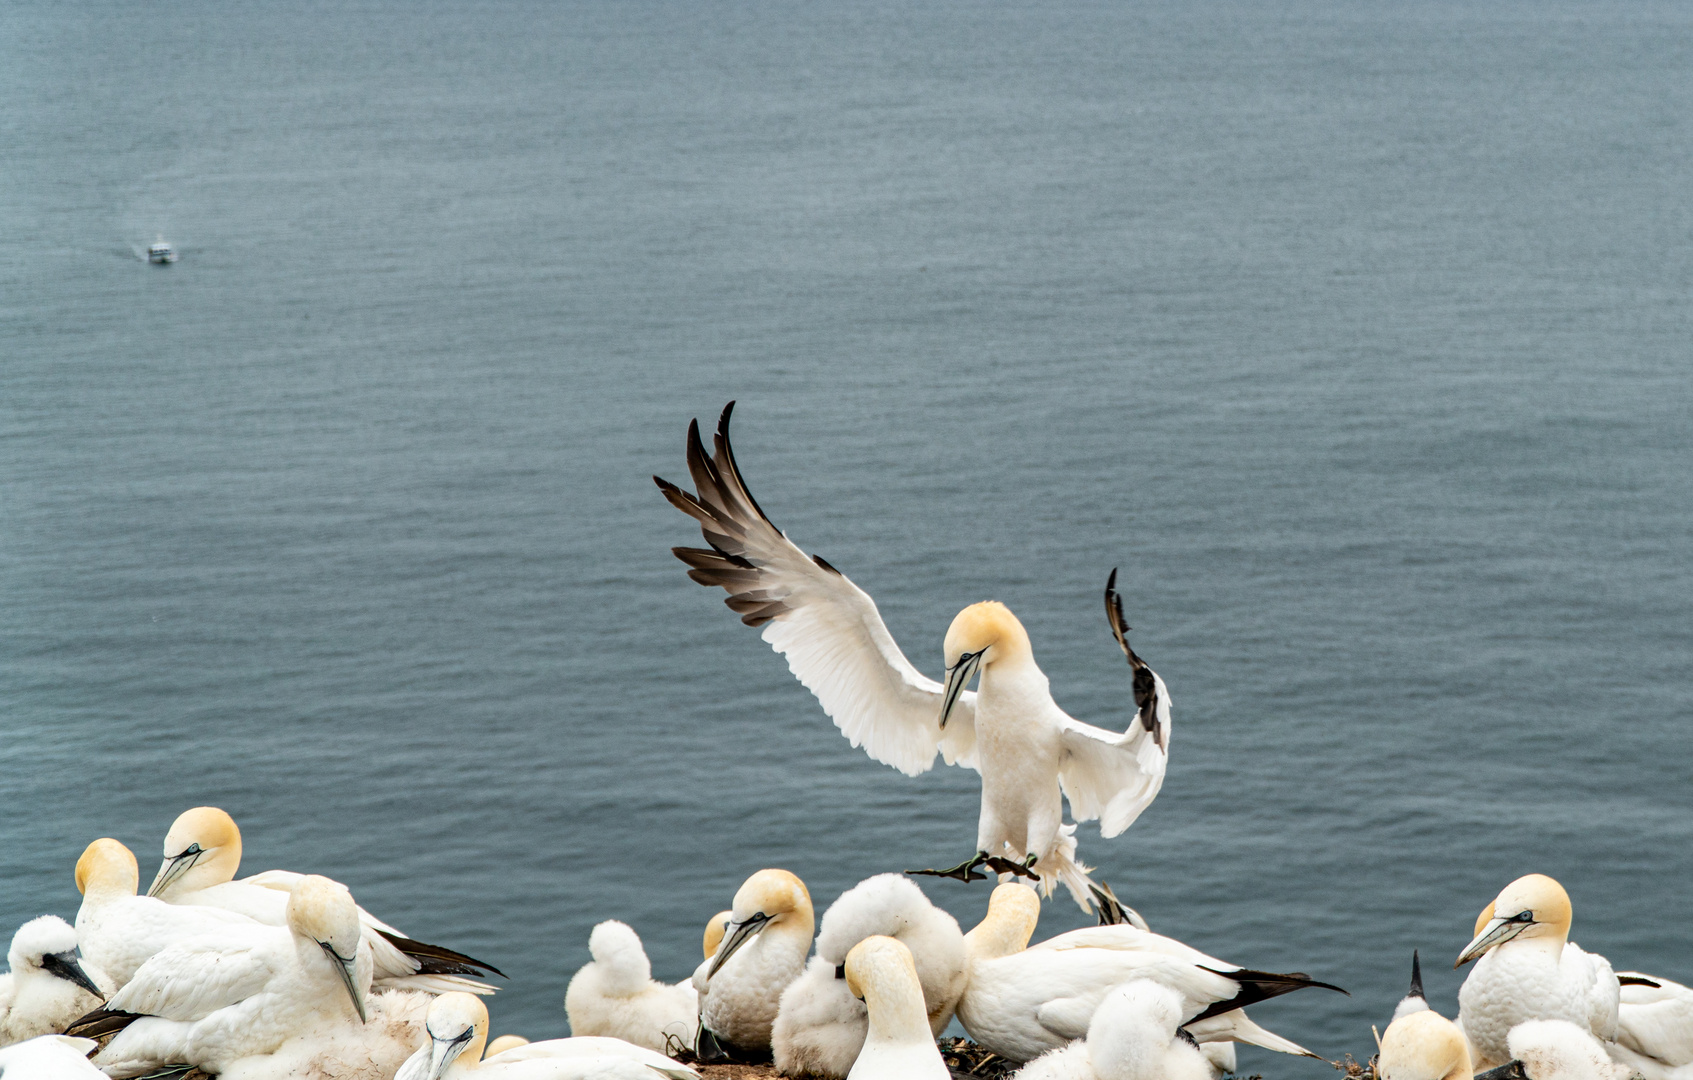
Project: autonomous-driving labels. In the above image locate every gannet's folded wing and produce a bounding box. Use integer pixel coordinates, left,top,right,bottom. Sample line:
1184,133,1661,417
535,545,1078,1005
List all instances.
1615,972,1693,1067
105,932,278,1021
655,403,976,777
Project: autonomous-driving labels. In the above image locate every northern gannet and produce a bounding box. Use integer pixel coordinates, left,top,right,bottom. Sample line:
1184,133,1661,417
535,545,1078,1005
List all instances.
218,990,431,1080
656,404,1171,910
955,882,1341,1062
485,1034,530,1057
1457,874,1621,1068
80,874,374,1078
1377,1007,1474,1080
1607,972,1693,1080
565,920,698,1052
1011,980,1214,1080
397,992,699,1079
74,837,261,989
1393,951,1432,1021
841,936,949,1080
1474,1019,1632,1080
693,869,813,1061
0,915,107,1045
773,874,967,1079
147,806,501,995
0,1034,108,1078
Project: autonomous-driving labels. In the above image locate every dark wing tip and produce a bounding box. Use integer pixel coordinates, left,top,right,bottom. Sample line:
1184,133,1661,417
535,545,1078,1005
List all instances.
66,1007,143,1039
375,928,507,979
718,400,736,434
1618,975,1662,988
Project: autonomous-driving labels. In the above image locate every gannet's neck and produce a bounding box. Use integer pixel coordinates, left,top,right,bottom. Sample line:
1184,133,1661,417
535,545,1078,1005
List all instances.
964,884,1039,961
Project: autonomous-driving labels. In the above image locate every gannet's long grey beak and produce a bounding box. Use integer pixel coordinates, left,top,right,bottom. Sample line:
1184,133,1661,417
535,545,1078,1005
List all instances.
1456,912,1534,968
41,949,104,998
706,912,772,980
1474,1060,1531,1080
416,1025,475,1080
146,844,204,898
939,650,984,730
320,941,368,1022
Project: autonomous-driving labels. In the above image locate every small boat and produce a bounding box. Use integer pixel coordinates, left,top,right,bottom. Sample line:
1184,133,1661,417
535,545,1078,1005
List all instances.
147,236,177,264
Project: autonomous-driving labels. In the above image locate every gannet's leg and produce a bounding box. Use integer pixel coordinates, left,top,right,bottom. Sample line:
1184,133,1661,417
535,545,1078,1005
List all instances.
982,853,1041,881
905,850,990,883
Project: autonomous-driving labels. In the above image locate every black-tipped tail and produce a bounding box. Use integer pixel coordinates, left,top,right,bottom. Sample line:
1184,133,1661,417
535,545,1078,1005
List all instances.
1409,949,1425,1000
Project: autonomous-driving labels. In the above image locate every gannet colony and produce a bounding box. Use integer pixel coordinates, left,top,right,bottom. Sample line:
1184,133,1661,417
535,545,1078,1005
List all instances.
2,403,1685,1080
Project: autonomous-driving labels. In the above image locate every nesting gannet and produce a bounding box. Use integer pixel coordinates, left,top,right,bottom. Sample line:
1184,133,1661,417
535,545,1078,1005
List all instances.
565,920,698,1052
703,911,732,960
80,874,374,1078
147,806,501,995
773,874,968,1079
955,882,1341,1062
690,869,813,1061
396,992,699,1079
1607,972,1693,1080
74,837,261,989
656,405,1171,910
1394,951,1432,1021
1012,979,1214,1080
1474,1019,1632,1080
217,990,431,1080
1457,874,1621,1068
486,1034,530,1058
0,915,108,1045
838,936,948,1080
0,1034,108,1078
1377,1008,1474,1080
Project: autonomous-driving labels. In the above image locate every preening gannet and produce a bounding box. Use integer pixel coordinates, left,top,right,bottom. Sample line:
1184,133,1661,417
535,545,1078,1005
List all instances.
1011,980,1213,1080
1607,972,1693,1080
1377,1008,1474,1080
656,405,1171,910
772,874,967,1079
0,1034,108,1078
81,874,374,1078
955,883,1341,1062
1457,875,1620,1068
1474,1019,1632,1080
565,920,698,1052
74,837,261,989
693,869,813,1061
147,806,501,995
397,992,699,1079
218,989,432,1080
841,936,948,1080
0,915,107,1045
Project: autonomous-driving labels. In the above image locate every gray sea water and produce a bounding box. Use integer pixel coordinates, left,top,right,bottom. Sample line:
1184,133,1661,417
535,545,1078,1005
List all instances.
3,0,1690,1071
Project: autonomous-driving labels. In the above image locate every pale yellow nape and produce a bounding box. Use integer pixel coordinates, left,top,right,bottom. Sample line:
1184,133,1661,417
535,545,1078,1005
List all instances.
484,1034,528,1058
732,868,812,921
1379,1010,1473,1080
165,806,244,865
964,882,1041,961
75,837,138,897
1474,903,1493,938
703,910,733,959
1490,873,1574,939
943,601,1034,668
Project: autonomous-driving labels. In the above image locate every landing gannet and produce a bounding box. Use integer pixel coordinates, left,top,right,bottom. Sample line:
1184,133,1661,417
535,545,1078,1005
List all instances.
841,936,949,1080
1457,874,1620,1068
565,920,698,1052
0,915,107,1045
693,869,813,1060
773,874,967,1079
656,405,1171,909
1011,980,1213,1080
0,1034,108,1078
81,874,373,1078
147,806,501,994
397,992,699,1079
1607,972,1693,1080
955,882,1341,1062
74,837,261,989
1475,1019,1632,1080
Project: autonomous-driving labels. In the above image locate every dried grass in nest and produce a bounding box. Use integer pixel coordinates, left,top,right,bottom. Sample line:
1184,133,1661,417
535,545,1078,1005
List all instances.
1330,1052,1380,1080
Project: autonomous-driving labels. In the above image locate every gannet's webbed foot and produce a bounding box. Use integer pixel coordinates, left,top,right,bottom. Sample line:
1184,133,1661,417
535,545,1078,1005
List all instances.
982,853,1041,882
906,851,990,883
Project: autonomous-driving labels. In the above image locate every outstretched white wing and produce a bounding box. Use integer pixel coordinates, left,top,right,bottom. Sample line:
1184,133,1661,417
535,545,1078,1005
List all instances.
656,403,977,777
1055,571,1171,837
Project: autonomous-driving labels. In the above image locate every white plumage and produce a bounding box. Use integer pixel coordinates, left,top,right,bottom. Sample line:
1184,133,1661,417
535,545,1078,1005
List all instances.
841,937,948,1080
397,992,699,1079
0,915,108,1046
218,989,432,1080
1506,1019,1633,1080
1607,972,1693,1080
772,874,967,1079
1012,980,1214,1080
565,920,697,1053
1376,1008,1473,1080
0,1034,109,1078
656,405,1171,909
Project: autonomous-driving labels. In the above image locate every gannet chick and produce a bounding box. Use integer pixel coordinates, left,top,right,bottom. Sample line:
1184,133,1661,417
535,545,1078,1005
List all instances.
565,920,698,1052
1377,1008,1474,1080
1474,1019,1632,1080
841,937,948,1080
773,874,967,1079
1013,979,1213,1080
485,1034,529,1058
84,874,374,1078
1607,972,1693,1080
147,806,501,995
0,1034,108,1078
218,990,432,1080
396,992,699,1079
956,883,1342,1062
74,837,260,988
693,869,813,1061
1457,874,1620,1068
0,915,108,1045
657,405,1172,910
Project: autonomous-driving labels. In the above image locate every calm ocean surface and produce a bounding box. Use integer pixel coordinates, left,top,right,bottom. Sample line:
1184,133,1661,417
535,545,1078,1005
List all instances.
3,1,1690,1070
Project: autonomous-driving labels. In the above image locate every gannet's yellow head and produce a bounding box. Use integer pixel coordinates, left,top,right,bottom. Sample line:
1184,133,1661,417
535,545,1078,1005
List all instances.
703,910,733,960
286,874,370,1022
76,838,138,899
845,936,929,1040
939,602,1033,728
964,882,1041,961
1379,1010,1474,1080
148,806,243,900
1456,874,1573,967
484,1034,527,1059
706,869,812,980
411,992,488,1079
